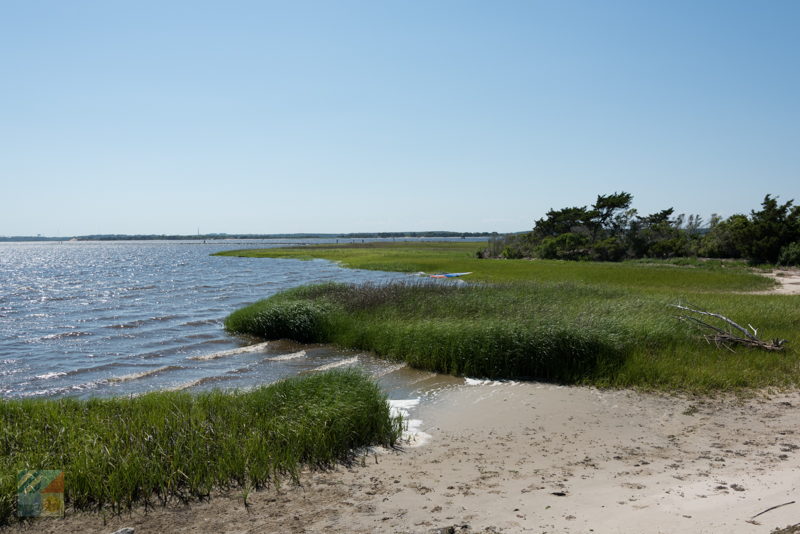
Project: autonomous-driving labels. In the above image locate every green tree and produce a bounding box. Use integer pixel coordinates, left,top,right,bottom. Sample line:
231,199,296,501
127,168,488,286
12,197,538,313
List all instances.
531,206,593,242
629,208,687,258
588,192,634,242
698,213,749,258
739,195,800,264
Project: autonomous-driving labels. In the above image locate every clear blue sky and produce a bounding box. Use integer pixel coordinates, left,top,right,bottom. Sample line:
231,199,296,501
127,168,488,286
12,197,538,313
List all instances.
1,1,798,236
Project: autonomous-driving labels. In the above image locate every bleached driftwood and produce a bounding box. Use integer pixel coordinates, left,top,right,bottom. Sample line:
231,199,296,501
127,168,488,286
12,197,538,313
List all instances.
672,304,787,352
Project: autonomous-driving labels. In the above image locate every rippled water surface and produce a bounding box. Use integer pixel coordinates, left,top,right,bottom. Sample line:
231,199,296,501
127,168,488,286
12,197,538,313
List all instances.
0,240,455,399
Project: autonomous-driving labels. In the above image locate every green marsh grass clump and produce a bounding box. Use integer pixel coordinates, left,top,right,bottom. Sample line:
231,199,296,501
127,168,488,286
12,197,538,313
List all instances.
226,281,800,392
225,299,332,342
0,370,400,525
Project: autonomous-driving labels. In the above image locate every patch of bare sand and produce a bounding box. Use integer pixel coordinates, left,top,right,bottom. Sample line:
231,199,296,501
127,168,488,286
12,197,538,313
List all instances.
8,382,800,534
756,269,800,295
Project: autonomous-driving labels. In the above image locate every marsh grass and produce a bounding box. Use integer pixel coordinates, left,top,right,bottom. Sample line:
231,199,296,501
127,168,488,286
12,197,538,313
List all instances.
226,281,800,392
215,242,775,291
0,370,400,525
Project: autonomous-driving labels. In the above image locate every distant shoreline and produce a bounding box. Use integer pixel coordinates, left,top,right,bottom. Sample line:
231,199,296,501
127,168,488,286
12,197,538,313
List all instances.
0,231,500,243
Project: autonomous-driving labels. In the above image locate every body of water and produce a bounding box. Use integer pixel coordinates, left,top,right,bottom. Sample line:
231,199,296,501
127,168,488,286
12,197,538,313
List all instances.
0,239,463,401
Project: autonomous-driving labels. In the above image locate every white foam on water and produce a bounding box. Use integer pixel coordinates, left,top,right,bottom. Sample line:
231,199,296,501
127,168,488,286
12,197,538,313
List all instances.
168,367,248,391
34,372,67,380
188,341,270,361
371,363,407,379
391,398,419,410
464,377,516,387
167,375,229,391
17,381,101,398
265,350,306,362
108,365,184,383
311,356,359,372
390,398,430,447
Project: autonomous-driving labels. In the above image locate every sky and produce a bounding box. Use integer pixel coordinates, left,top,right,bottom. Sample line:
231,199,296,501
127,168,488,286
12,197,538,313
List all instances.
1,1,798,236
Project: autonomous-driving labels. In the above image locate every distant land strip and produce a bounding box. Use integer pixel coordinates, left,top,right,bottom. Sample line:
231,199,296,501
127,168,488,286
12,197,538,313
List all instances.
0,231,501,242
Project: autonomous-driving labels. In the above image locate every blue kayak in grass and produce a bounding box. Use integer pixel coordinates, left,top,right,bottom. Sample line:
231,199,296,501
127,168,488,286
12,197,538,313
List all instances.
429,272,472,278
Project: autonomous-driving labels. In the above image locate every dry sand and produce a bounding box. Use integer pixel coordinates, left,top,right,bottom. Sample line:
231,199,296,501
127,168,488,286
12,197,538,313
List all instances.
9,381,800,534
763,270,800,296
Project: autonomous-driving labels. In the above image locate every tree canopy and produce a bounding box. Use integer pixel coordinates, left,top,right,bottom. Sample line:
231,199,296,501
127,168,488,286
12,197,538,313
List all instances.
478,192,800,265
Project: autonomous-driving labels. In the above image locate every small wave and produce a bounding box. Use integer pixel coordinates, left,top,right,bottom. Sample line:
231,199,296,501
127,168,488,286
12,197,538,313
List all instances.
264,350,306,362
182,319,220,327
184,333,217,340
38,331,93,341
109,365,185,383
137,338,230,358
34,372,67,380
150,314,183,322
188,341,270,361
168,375,235,391
105,315,184,329
311,356,359,372
15,381,100,398
106,320,146,329
51,361,127,378
41,294,79,302
227,365,255,374
123,285,157,291
372,363,407,379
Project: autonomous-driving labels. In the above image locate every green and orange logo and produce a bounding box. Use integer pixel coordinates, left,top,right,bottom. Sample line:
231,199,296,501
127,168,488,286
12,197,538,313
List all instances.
17,470,64,517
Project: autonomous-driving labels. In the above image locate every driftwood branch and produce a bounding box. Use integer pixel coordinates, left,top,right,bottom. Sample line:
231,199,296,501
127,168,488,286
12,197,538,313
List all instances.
672,304,787,352
751,500,795,519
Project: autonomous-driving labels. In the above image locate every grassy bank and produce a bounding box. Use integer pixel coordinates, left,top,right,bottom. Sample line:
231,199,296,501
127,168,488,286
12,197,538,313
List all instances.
0,370,400,525
225,282,800,391
220,243,798,392
214,242,775,291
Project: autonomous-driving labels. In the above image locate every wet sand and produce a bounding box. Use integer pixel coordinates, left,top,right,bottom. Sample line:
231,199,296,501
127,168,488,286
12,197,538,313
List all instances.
10,381,800,534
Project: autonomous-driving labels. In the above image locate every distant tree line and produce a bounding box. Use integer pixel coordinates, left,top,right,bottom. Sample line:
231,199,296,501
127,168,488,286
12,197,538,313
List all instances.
477,192,800,266
342,231,494,238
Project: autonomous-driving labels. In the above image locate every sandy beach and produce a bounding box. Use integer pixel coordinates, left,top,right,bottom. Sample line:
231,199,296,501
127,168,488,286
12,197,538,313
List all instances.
8,379,800,534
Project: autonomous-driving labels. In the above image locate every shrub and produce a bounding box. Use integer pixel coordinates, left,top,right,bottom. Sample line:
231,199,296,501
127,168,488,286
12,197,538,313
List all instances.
590,236,627,261
647,237,691,259
501,245,525,259
778,242,800,266
537,233,589,260
477,234,535,259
